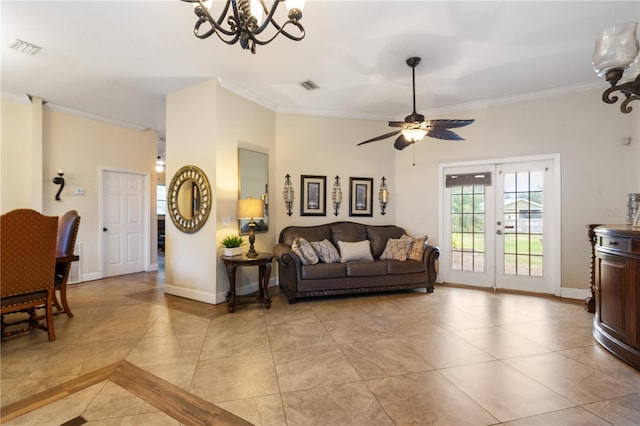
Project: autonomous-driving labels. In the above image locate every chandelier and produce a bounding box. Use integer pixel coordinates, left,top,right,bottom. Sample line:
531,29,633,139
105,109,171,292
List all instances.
592,22,640,113
181,0,305,54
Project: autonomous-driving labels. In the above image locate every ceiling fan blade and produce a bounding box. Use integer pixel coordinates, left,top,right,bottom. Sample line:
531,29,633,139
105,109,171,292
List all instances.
393,135,413,150
426,119,475,129
357,130,401,146
388,121,407,128
426,129,465,140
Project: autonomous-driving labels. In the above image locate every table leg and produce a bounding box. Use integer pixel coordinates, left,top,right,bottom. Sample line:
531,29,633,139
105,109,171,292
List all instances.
225,263,237,313
262,261,272,309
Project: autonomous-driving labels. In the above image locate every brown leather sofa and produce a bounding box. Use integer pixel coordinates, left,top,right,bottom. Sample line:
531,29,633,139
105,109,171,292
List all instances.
273,221,440,304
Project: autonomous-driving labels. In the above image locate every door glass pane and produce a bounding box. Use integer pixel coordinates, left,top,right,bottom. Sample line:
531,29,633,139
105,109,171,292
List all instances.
450,184,486,272
502,171,544,277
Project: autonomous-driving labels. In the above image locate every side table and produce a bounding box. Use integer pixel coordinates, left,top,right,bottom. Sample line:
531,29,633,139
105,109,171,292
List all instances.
220,252,273,313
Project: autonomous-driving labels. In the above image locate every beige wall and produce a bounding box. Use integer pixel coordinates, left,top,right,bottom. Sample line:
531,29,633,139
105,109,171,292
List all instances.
1,98,158,281
3,83,637,301
394,89,639,295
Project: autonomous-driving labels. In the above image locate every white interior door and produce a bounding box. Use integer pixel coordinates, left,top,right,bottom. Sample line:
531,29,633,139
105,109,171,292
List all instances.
440,155,560,295
103,170,145,277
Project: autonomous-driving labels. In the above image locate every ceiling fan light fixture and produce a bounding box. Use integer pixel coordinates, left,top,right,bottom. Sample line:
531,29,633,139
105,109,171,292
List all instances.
402,128,427,142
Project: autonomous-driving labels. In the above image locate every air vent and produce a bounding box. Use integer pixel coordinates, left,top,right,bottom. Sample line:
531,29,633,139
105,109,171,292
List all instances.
9,39,41,56
299,80,319,91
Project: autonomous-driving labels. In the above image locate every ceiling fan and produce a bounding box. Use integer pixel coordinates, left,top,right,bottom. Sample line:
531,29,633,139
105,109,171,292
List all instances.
358,57,474,151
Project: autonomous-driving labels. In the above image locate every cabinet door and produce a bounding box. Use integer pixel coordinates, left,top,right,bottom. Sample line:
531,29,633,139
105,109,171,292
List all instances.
596,252,634,344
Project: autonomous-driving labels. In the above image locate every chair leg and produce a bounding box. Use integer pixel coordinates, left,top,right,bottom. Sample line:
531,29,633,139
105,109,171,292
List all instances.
58,285,74,318
46,290,56,341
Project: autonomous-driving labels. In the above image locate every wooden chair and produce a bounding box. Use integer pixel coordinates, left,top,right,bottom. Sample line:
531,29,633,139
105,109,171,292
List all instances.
1,209,58,341
53,210,81,317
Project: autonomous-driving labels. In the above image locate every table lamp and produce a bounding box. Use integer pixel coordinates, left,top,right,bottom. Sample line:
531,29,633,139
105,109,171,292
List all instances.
237,197,264,258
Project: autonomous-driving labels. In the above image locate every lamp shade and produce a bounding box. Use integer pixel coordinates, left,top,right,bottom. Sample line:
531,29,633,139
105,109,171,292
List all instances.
237,198,264,219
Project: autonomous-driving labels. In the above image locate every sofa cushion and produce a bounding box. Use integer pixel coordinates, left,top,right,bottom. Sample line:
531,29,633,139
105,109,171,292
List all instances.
379,238,413,261
301,263,346,279
387,259,425,274
406,234,428,261
346,260,387,277
280,225,332,246
337,240,374,262
310,239,340,263
292,237,319,265
331,222,366,246
366,226,405,258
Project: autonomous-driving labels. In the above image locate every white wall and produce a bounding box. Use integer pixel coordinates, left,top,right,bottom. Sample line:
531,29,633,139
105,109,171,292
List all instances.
395,88,639,293
1,98,32,211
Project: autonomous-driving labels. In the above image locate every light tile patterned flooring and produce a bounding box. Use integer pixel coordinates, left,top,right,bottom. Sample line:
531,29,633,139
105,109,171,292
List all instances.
1,270,640,425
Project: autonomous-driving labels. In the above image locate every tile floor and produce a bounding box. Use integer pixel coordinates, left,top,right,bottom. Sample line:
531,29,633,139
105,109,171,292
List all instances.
1,270,640,425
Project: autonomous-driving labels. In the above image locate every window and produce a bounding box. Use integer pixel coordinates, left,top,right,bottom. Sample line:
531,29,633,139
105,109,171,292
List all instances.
157,184,166,216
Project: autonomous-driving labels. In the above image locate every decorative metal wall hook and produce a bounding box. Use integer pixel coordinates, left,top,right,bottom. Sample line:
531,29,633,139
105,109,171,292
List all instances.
379,176,389,215
331,175,342,216
283,174,295,216
53,169,65,201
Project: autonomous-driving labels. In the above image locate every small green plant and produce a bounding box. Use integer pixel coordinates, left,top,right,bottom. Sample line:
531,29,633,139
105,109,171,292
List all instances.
221,235,244,248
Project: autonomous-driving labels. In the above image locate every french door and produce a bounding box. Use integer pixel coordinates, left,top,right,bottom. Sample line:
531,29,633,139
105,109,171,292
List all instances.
440,155,560,295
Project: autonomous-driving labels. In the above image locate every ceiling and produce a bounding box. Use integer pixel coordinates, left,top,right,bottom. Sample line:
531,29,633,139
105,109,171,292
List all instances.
2,1,639,157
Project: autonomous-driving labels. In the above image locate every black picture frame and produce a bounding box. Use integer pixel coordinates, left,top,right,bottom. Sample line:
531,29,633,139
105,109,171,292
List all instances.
300,175,326,216
349,177,373,217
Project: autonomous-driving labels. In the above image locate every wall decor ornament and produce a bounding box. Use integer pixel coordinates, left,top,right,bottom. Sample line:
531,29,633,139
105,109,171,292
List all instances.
167,165,212,233
283,174,295,216
300,175,326,216
331,175,342,216
379,176,389,215
53,169,65,201
349,177,373,217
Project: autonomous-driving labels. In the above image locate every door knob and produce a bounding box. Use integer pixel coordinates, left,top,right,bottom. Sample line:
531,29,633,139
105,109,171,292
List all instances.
496,230,503,235
103,227,108,232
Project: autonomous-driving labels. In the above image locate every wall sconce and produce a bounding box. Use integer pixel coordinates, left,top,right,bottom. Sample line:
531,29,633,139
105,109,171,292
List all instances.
331,175,342,216
237,197,264,258
592,21,640,113
379,176,389,215
53,169,65,201
283,174,295,216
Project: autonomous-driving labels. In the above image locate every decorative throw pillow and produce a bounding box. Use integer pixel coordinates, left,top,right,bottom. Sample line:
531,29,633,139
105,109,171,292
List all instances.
292,236,319,265
337,240,374,263
402,234,427,261
380,238,413,261
310,239,340,263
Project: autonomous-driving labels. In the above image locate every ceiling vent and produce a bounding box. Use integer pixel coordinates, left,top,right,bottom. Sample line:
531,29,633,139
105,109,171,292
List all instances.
9,39,41,56
299,80,319,91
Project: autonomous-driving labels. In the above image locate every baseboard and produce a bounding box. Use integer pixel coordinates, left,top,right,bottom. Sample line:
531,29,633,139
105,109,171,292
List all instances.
164,285,219,305
559,287,591,301
147,263,159,272
80,272,102,282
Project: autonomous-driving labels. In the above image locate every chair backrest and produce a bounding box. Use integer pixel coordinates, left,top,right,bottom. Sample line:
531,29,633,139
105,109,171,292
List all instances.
56,210,81,256
1,209,58,297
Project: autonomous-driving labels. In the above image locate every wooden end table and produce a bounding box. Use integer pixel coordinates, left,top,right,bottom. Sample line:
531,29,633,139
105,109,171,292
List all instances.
220,252,273,313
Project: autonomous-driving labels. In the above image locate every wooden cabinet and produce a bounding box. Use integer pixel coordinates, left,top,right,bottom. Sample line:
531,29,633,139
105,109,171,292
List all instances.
593,225,640,369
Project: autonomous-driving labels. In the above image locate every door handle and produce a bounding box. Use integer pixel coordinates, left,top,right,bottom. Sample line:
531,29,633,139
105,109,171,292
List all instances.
103,227,108,232
496,230,503,235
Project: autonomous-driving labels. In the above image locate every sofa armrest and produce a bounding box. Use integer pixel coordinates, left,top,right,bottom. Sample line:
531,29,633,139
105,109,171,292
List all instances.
273,243,302,303
422,244,440,284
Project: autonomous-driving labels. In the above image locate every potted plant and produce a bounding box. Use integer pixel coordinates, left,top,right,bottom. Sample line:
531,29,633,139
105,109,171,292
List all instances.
221,235,244,257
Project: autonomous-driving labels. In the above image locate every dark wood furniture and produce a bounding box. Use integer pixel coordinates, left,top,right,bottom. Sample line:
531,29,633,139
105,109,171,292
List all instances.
220,252,273,313
592,225,640,370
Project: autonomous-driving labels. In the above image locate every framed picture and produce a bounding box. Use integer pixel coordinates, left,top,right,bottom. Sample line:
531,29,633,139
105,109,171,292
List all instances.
300,175,326,216
349,177,373,217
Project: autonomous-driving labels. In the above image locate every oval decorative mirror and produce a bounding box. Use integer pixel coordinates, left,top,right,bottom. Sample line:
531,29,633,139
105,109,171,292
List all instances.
168,165,212,233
